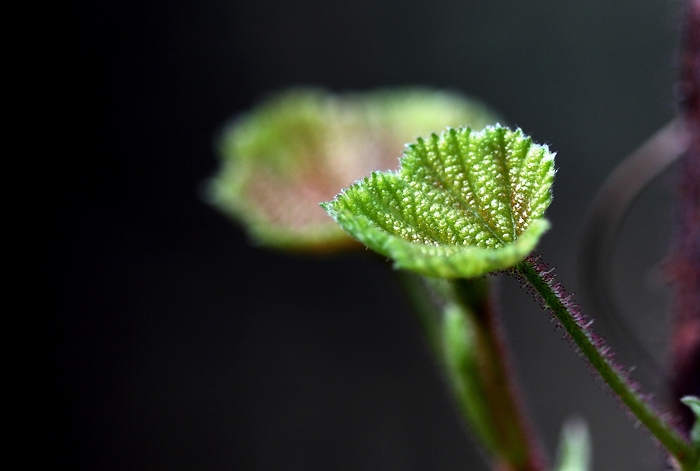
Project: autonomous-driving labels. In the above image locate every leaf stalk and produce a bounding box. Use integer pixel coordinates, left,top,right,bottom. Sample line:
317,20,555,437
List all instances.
402,273,547,471
516,257,695,469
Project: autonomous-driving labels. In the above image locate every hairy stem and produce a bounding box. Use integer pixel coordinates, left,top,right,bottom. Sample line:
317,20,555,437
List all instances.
516,257,695,469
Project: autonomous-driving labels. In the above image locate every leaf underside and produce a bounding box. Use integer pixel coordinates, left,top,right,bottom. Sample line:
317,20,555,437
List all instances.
323,125,555,277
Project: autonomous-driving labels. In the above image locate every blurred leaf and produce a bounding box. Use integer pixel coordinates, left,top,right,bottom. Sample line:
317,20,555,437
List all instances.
555,417,592,471
442,301,499,452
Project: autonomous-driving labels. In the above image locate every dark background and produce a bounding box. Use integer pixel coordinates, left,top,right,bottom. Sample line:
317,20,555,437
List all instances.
51,1,684,469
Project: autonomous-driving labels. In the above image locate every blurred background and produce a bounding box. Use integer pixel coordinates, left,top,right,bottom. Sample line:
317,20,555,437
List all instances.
51,0,685,469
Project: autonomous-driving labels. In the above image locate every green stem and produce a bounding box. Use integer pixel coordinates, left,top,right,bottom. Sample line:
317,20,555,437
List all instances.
400,272,546,471
448,277,546,471
516,258,695,469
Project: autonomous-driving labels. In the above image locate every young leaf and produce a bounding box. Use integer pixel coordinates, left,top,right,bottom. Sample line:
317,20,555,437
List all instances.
208,88,500,252
322,125,555,277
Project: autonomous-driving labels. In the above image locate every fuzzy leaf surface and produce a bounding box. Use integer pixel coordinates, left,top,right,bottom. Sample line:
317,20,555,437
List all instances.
323,125,555,277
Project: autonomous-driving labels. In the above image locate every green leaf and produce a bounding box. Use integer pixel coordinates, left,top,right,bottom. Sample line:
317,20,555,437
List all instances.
208,88,501,252
322,125,555,277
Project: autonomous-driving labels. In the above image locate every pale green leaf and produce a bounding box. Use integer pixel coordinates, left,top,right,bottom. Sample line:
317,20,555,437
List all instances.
322,125,555,277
